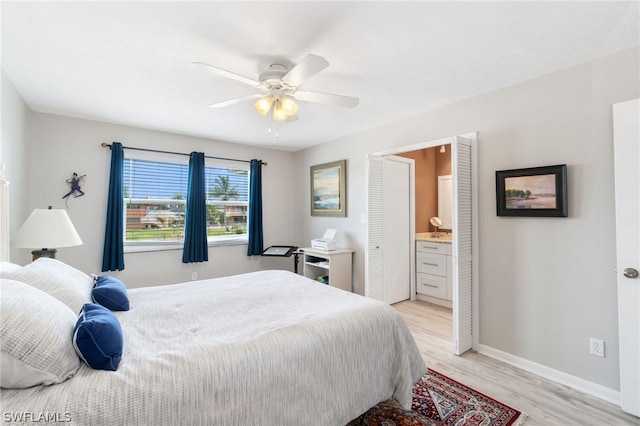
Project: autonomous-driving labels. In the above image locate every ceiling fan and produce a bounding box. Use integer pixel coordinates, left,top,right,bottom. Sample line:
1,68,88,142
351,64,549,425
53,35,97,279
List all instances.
193,54,359,123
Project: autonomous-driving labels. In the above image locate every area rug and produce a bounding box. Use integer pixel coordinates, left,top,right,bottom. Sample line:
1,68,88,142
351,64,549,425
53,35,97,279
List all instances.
412,369,526,425
349,369,526,426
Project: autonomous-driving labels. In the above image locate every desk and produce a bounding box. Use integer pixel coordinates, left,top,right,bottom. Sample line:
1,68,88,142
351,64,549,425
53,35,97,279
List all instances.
301,248,354,292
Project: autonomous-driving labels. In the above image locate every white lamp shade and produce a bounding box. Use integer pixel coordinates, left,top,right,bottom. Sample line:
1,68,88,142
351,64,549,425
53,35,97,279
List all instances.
13,208,83,249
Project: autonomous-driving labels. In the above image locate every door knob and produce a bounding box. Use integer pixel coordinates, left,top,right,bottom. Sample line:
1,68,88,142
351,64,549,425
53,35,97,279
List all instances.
623,268,639,279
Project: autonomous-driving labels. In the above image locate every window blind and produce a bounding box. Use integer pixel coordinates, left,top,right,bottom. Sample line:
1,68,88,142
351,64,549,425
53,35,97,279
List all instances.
123,158,249,244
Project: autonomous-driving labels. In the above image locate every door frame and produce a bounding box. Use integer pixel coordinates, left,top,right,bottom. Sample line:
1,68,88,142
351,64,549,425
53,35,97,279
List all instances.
366,132,479,352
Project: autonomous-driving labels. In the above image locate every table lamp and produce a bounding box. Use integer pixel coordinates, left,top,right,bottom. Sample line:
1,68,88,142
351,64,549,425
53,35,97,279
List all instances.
13,206,83,261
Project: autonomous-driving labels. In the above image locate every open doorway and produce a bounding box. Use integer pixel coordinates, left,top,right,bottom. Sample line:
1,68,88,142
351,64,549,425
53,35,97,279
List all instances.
396,145,454,308
365,133,478,355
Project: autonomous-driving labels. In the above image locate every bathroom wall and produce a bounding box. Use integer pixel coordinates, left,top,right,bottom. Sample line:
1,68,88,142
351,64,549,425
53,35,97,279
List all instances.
398,146,451,232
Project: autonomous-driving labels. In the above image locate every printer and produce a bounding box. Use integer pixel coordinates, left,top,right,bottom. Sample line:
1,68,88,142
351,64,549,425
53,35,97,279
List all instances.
311,228,337,251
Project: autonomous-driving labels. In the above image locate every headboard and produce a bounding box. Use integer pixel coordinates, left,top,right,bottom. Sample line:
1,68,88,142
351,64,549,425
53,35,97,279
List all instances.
1,162,9,261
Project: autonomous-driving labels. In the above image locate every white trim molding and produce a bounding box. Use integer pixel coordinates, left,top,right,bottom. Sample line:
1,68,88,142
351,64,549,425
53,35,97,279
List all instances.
477,344,620,406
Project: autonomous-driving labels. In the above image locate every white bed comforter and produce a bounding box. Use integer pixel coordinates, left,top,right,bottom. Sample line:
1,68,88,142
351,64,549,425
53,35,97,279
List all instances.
1,270,426,426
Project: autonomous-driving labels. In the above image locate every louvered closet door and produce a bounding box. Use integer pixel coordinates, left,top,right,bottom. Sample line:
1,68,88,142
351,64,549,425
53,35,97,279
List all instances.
452,136,473,355
366,155,384,301
383,155,412,304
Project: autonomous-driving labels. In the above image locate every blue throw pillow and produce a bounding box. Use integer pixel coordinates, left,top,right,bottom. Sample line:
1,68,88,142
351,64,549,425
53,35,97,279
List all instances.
73,303,123,371
92,275,130,311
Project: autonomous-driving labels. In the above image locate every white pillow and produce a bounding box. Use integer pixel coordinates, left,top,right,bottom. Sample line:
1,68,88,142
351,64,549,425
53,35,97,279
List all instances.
0,261,22,273
3,258,92,314
0,279,80,388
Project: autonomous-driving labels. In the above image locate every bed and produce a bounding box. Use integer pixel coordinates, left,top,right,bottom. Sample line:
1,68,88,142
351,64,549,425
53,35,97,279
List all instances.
1,259,426,425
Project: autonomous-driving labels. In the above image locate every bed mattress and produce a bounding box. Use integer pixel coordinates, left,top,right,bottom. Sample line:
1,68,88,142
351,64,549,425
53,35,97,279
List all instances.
1,270,426,425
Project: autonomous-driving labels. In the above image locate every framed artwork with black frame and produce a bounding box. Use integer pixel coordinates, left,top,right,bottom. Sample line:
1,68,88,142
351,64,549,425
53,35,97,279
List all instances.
496,164,568,217
310,159,347,217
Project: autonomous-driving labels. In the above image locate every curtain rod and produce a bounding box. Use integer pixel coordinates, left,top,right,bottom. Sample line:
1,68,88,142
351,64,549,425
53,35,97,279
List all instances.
100,142,267,166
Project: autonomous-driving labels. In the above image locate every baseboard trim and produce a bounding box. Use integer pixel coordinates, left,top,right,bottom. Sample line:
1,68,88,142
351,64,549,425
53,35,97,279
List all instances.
476,344,620,406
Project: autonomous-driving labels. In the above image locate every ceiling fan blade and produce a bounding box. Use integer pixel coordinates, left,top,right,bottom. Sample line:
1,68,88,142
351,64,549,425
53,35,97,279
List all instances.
294,90,359,108
208,93,263,108
193,62,260,87
282,54,329,87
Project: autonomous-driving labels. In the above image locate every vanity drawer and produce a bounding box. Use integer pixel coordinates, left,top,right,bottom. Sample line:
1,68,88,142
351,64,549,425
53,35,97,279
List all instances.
417,273,447,299
416,252,446,276
416,241,451,255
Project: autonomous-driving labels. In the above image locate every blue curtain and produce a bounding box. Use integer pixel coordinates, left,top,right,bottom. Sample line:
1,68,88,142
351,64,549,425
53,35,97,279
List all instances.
247,159,263,256
102,142,124,272
182,152,208,263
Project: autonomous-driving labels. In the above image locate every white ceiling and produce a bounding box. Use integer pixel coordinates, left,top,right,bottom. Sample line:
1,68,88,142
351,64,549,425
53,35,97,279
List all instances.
2,2,638,152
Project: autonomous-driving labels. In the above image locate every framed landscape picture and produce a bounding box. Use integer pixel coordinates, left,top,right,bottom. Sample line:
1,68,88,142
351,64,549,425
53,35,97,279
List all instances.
310,160,347,217
496,164,567,217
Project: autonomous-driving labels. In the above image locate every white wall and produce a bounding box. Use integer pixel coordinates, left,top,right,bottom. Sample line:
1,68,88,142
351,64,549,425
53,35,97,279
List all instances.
294,48,639,392
26,113,297,287
1,70,32,263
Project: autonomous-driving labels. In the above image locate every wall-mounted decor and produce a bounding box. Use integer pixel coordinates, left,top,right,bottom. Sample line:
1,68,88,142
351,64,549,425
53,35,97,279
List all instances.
62,172,86,207
496,164,567,217
310,160,347,217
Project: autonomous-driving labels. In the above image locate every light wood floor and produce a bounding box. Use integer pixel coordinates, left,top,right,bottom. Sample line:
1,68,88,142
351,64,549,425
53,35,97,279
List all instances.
393,299,640,426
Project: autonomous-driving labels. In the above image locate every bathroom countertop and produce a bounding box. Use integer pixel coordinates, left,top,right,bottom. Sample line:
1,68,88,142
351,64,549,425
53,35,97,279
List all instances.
416,232,452,243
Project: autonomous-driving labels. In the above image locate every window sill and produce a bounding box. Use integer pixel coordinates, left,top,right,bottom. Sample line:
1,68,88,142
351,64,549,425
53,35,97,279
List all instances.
124,236,248,254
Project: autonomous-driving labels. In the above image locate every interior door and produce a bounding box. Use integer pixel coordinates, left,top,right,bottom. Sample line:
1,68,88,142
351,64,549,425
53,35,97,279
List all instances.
383,155,413,304
366,155,385,301
452,136,473,355
613,98,640,416
366,154,415,303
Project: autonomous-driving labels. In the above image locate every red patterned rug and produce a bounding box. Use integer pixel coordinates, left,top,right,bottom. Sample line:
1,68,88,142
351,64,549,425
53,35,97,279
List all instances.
412,369,526,425
349,369,526,425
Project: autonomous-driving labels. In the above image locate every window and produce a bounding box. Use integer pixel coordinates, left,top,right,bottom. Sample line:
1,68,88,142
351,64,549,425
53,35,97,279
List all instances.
123,157,249,252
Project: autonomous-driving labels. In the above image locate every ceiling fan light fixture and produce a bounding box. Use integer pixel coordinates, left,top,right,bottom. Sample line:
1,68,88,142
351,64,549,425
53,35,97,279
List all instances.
272,96,298,122
198,53,359,130
273,99,287,121
254,96,274,116
280,96,298,115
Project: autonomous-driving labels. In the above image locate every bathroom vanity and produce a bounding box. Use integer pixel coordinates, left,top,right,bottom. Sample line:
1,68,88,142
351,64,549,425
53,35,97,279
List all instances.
415,233,452,308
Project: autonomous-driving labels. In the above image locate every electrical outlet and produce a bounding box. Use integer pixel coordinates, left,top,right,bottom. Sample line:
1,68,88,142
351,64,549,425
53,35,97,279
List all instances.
590,338,604,357
191,272,198,281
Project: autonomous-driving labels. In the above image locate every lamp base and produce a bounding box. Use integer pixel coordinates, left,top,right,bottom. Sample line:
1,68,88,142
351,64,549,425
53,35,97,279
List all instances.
31,249,57,261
